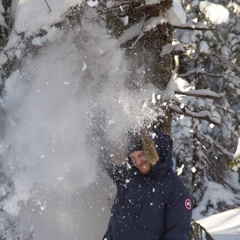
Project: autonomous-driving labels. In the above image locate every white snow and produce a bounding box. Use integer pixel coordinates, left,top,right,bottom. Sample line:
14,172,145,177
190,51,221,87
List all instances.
168,0,186,25
32,36,44,46
0,4,162,239
0,1,5,27
199,40,210,54
143,15,169,32
160,42,184,57
4,29,22,51
199,1,229,24
13,0,83,35
0,0,239,239
0,51,8,65
114,0,186,48
114,20,144,48
87,0,99,7
193,180,239,220
197,208,240,240
228,2,240,14
186,89,220,98
233,138,240,159
145,0,161,5
46,26,64,42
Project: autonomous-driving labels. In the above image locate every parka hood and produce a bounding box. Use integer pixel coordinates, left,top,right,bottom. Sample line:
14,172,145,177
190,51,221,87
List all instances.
134,129,173,179
109,128,174,180
150,128,173,173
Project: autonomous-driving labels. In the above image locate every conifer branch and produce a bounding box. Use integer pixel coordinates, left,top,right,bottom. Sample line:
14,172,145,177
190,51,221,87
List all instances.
174,90,221,100
174,25,216,31
212,55,240,72
229,156,240,173
190,219,214,240
44,0,52,12
171,104,220,126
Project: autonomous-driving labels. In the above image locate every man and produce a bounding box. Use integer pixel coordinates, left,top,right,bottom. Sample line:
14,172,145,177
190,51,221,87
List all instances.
101,128,192,240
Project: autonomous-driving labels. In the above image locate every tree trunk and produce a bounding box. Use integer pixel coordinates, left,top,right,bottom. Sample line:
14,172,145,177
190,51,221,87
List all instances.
123,0,174,135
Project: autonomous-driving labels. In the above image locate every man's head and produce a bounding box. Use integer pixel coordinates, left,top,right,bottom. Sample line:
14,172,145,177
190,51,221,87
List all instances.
129,150,151,175
110,129,159,168
127,130,151,175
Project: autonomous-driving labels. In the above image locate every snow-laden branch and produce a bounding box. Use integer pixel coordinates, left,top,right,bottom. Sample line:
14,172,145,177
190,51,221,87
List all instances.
161,71,221,124
115,20,144,47
165,70,221,100
129,14,171,48
171,104,221,126
109,4,183,49
160,42,184,57
209,135,235,158
175,89,221,100
173,25,216,31
96,1,131,14
212,55,240,73
229,138,240,172
178,69,222,78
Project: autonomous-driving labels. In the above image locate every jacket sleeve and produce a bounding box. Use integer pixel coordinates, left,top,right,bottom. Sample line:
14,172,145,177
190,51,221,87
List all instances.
163,176,192,240
88,109,128,184
98,145,128,185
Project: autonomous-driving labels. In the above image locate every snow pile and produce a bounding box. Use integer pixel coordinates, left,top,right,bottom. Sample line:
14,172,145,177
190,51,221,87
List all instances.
193,179,240,220
12,0,83,35
197,208,240,240
199,1,229,24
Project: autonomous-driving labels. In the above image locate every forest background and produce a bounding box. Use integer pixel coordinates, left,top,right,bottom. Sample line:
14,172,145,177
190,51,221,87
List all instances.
0,0,239,239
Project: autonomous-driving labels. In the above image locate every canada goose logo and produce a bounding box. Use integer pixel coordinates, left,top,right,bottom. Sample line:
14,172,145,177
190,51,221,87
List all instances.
184,199,192,210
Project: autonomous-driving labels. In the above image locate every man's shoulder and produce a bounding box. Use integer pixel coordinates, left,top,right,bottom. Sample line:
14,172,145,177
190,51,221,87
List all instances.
160,170,188,191
148,128,173,145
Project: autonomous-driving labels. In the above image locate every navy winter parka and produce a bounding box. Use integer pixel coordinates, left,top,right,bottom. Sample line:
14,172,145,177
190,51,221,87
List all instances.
102,129,192,240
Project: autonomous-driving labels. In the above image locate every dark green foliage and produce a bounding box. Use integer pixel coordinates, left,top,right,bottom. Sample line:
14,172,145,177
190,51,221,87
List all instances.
190,220,214,240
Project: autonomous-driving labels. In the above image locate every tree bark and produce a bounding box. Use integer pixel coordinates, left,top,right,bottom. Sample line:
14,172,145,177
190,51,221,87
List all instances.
123,0,174,135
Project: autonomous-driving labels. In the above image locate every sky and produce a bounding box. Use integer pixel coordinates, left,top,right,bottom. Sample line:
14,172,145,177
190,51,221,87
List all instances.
0,0,239,239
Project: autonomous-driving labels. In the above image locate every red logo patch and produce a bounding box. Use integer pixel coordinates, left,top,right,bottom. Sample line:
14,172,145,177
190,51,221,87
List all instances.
184,199,192,210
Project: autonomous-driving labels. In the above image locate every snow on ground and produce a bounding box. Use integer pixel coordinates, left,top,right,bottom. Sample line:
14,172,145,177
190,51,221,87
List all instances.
197,208,240,240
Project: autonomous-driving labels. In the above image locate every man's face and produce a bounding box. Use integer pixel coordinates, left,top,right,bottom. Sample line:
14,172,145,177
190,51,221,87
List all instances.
129,150,151,175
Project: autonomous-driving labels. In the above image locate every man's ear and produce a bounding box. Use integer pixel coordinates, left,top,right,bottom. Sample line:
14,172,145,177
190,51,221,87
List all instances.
141,129,159,165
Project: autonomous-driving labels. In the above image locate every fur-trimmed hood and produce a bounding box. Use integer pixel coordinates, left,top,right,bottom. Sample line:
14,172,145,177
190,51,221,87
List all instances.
110,128,173,178
146,128,173,178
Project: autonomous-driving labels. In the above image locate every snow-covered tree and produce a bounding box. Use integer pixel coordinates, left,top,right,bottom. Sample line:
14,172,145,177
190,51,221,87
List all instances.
172,0,240,217
230,137,240,172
